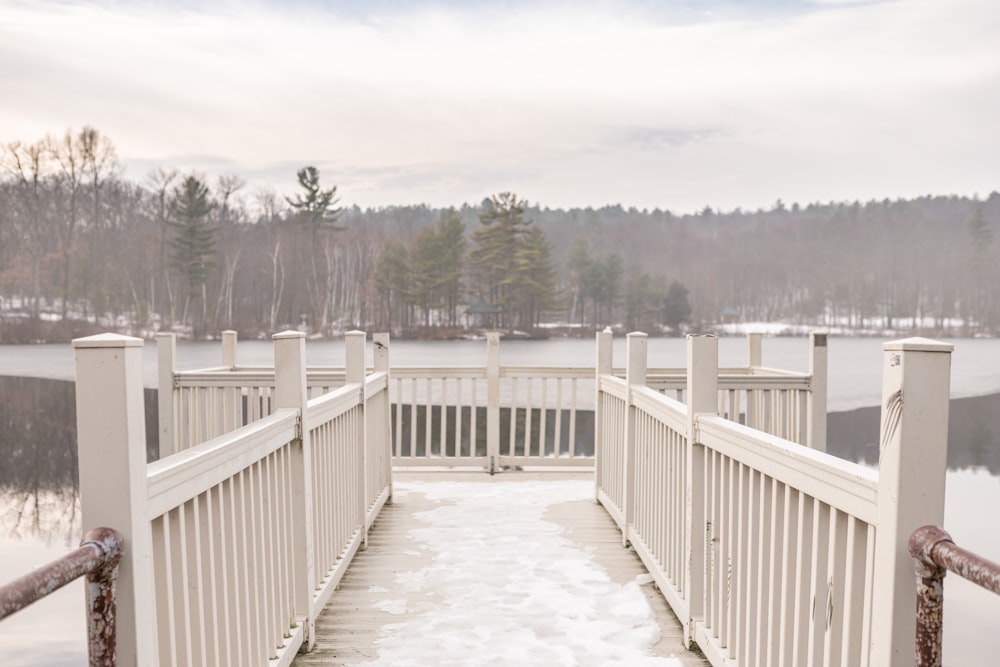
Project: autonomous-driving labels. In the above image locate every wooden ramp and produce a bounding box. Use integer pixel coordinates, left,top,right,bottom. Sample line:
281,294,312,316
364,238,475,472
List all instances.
292,472,710,667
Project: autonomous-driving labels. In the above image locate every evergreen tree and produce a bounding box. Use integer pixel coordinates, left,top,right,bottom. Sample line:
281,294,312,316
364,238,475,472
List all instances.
470,193,531,330
625,272,664,331
566,240,593,326
436,209,467,327
411,225,442,326
518,225,558,327
284,166,343,332
663,281,692,334
285,166,342,233
168,175,216,328
470,193,556,331
374,240,411,331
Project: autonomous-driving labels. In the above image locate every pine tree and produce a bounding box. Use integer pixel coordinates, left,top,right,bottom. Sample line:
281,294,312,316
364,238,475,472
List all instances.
285,166,342,234
168,175,216,328
436,209,467,327
471,193,557,331
374,240,411,331
663,281,692,334
410,209,467,327
518,225,558,327
471,193,532,331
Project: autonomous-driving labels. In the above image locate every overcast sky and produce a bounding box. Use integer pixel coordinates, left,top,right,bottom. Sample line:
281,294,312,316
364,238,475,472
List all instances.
2,0,998,213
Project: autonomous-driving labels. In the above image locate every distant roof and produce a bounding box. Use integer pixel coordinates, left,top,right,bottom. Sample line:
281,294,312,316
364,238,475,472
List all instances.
465,301,502,315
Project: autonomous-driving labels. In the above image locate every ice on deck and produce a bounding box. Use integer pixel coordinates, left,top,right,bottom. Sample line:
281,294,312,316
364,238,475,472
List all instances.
293,474,708,667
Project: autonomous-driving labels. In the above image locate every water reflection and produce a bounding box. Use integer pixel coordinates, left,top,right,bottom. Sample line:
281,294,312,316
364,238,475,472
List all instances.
828,393,1000,472
0,376,158,544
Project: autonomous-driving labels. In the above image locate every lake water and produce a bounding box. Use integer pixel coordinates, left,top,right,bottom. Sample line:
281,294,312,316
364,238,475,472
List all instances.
2,335,1000,665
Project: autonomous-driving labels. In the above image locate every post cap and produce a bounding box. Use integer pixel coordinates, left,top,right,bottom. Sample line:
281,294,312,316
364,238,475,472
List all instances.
883,337,954,353
273,330,306,340
72,333,143,349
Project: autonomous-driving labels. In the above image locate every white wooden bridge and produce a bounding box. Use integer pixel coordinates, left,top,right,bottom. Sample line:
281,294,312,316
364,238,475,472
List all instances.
2,329,987,666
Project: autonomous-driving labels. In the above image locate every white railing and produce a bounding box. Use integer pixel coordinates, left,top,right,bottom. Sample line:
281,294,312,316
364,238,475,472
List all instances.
74,330,392,666
643,331,827,449
595,331,952,667
159,331,827,470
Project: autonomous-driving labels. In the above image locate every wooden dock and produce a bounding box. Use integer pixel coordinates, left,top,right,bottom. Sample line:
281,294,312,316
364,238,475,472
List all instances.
292,472,709,666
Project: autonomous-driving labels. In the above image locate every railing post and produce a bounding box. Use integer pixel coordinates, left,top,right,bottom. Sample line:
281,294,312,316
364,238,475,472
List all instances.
273,330,315,651
345,330,367,548
221,329,238,369
595,329,613,502
869,338,953,667
156,332,176,458
73,333,159,666
221,330,239,434
622,332,647,547
374,332,392,503
686,334,718,646
808,331,828,451
486,331,501,474
747,332,762,370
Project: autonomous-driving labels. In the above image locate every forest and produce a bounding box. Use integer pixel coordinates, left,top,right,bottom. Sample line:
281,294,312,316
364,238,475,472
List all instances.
2,127,999,342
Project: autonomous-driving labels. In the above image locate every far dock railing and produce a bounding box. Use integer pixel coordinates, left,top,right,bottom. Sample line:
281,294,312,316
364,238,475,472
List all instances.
595,330,952,667
74,330,392,666
158,331,827,470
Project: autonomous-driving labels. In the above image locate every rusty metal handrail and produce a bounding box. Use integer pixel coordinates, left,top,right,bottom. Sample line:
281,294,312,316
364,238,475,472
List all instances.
0,527,124,667
909,525,1000,667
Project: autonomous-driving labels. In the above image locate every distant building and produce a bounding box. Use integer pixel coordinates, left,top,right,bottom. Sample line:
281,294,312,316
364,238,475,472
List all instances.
464,301,502,329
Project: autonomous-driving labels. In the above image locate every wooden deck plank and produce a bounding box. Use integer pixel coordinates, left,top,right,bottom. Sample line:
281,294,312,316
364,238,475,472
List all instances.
292,472,709,666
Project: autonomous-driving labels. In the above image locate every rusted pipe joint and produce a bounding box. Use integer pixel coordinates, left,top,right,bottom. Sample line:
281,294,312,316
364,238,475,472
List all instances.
909,525,953,578
81,527,124,583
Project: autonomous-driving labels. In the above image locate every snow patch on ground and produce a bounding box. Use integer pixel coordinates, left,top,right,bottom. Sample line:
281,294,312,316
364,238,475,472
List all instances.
374,599,408,615
353,480,684,667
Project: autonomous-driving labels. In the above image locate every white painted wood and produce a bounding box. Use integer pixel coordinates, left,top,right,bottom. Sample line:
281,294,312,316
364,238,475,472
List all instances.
221,331,239,435
158,332,177,458
74,333,160,666
273,330,316,651
486,332,501,472
222,330,237,368
345,331,368,547
696,417,879,524
146,413,297,517
686,334,718,646
345,331,366,384
869,338,952,667
808,332,828,452
621,332,647,547
594,330,614,502
747,333,762,369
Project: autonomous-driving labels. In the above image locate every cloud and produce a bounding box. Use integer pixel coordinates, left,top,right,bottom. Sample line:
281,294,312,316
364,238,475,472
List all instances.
615,127,723,151
1,0,998,211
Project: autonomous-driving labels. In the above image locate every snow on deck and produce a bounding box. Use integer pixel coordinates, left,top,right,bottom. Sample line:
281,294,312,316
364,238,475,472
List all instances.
292,472,709,667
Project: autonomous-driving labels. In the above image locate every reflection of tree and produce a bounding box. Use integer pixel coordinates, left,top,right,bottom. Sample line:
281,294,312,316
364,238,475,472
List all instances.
0,376,159,544
828,393,1000,476
1,488,80,547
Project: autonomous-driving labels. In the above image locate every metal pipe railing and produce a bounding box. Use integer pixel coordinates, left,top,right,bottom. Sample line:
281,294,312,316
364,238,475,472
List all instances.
0,527,124,667
909,525,1000,667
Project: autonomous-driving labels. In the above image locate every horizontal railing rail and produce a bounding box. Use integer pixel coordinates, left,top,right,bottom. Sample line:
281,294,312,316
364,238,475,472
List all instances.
909,526,1000,667
0,527,124,667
